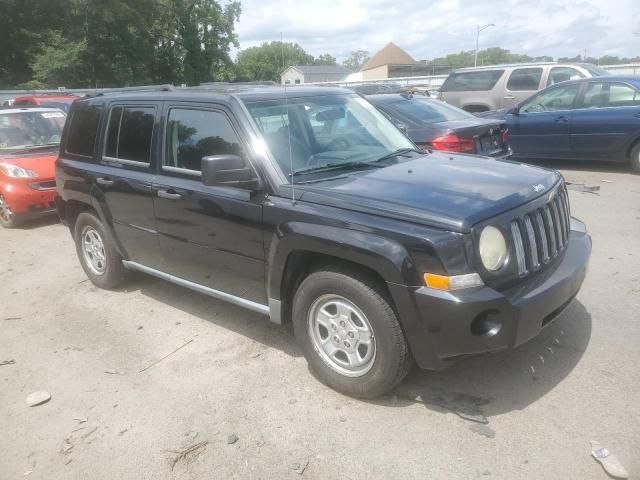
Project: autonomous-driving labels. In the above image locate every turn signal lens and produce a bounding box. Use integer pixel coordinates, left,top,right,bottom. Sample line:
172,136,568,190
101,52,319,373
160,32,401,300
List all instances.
424,273,484,291
429,134,475,153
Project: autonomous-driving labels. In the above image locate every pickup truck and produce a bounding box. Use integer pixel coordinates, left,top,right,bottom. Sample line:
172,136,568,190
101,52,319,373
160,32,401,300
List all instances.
55,86,591,398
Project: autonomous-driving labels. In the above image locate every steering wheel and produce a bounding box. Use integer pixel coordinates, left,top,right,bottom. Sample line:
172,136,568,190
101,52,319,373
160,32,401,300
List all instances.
324,136,351,151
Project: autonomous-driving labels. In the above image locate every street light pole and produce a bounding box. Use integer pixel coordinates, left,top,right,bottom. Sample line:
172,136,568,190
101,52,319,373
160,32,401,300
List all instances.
475,23,495,67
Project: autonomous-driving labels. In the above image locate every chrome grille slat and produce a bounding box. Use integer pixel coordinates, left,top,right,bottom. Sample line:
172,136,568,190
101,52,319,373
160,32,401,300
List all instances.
510,221,527,277
551,200,563,249
558,193,569,244
523,215,540,270
535,211,550,263
545,206,558,256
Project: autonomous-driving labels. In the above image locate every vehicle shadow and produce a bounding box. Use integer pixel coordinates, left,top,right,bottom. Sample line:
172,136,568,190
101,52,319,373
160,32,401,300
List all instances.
384,300,592,418
18,215,61,230
520,158,632,175
122,272,303,359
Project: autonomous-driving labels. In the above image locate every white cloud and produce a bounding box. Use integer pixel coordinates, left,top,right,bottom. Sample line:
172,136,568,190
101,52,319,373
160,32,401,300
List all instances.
234,0,640,61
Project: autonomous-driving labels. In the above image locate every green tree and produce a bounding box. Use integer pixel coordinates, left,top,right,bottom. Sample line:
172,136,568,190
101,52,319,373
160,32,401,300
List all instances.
314,54,337,66
342,50,370,70
235,41,314,82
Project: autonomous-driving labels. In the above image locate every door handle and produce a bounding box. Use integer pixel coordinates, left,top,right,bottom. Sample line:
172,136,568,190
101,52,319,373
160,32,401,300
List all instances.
554,116,569,123
157,189,183,200
96,177,114,186
503,95,515,99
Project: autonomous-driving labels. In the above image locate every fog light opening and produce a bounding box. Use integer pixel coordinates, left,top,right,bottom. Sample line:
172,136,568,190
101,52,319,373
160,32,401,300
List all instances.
470,310,502,337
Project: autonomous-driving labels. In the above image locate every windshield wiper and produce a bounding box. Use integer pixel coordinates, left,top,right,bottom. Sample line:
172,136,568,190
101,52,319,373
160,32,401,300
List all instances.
7,143,59,155
291,161,385,177
371,147,424,163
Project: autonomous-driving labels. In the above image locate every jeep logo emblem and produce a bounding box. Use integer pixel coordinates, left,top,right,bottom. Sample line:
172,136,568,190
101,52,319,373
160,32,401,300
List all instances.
532,184,545,192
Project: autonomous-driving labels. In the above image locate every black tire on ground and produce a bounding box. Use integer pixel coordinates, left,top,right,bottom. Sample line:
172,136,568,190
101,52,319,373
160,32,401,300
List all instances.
630,144,640,173
74,211,128,289
292,267,413,398
0,193,19,228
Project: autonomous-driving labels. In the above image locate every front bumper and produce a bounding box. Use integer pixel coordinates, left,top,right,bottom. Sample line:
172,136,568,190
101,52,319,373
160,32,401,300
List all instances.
1,180,57,218
389,217,591,370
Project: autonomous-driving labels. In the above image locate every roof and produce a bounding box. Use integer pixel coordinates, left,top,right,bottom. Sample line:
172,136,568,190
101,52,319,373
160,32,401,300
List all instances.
453,62,607,72
361,43,416,71
14,93,80,101
287,65,351,75
75,85,354,105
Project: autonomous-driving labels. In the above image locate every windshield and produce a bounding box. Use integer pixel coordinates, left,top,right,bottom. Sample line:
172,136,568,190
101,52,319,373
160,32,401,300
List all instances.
242,94,415,179
0,110,65,151
379,96,474,124
582,65,610,76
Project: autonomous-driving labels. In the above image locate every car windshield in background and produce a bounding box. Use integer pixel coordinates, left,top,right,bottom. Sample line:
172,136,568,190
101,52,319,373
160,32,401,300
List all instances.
0,110,65,151
382,97,474,124
440,70,505,92
243,94,415,178
583,65,610,76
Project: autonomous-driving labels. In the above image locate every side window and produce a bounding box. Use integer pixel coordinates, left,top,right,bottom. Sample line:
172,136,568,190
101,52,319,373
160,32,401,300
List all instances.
582,82,608,108
547,67,585,86
66,105,102,157
440,70,505,92
521,84,581,113
506,68,543,91
164,109,242,172
582,82,640,108
104,106,155,164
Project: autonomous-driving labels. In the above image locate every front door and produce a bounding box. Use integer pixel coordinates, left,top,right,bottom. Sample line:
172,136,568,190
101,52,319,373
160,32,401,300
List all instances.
509,82,582,159
152,104,267,304
570,81,640,161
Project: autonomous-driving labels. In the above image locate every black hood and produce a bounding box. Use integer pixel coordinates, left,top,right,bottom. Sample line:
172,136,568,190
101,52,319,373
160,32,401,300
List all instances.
292,152,561,232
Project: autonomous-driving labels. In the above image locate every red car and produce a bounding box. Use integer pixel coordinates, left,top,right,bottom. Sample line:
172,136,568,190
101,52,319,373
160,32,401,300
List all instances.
0,107,65,228
13,93,80,113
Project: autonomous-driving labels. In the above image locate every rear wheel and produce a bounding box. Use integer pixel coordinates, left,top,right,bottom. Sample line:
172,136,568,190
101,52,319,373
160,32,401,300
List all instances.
0,193,18,228
74,212,127,288
292,267,412,398
630,144,640,173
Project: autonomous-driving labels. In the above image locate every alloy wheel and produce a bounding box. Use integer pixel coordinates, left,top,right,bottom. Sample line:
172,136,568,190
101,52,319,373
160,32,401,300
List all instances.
81,226,107,275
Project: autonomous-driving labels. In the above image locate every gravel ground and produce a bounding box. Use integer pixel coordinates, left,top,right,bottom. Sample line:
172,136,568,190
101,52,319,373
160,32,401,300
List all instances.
1,161,639,480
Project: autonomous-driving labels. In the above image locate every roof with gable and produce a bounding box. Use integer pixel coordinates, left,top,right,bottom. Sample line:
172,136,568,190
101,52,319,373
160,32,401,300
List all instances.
361,43,416,71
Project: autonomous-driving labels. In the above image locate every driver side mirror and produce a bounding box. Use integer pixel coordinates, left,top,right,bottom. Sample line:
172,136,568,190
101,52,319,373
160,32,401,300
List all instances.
201,155,260,190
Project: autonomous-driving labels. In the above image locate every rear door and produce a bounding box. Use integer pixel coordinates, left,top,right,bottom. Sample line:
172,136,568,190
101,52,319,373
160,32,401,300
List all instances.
570,81,640,161
509,82,582,158
499,67,544,109
151,103,266,304
92,103,163,268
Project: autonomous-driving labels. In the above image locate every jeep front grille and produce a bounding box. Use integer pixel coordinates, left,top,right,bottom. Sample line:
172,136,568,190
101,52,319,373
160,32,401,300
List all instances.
510,185,571,277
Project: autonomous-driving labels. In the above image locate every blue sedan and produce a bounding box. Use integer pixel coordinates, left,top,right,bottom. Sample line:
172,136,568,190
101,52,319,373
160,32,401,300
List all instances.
480,76,640,172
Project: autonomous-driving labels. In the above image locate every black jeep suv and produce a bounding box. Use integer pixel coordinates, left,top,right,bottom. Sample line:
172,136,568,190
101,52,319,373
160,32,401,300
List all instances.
55,86,591,398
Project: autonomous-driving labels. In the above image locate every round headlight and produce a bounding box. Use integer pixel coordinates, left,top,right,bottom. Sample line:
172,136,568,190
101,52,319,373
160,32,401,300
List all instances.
479,226,508,271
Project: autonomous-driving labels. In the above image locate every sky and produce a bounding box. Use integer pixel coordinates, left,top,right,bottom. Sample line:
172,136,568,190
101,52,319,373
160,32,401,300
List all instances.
234,0,640,62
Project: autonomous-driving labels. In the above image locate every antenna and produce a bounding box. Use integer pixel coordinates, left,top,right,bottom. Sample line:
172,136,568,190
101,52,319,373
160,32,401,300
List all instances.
281,32,296,205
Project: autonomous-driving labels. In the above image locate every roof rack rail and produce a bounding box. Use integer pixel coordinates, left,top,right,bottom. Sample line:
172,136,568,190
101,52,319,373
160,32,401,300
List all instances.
81,84,175,98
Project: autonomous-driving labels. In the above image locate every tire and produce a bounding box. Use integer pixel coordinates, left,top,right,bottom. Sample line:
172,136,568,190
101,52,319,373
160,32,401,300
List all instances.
0,193,19,228
74,211,127,289
630,144,640,173
292,267,412,398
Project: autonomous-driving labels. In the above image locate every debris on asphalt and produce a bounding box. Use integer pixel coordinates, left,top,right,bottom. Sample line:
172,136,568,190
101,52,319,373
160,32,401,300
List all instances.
104,369,124,375
70,426,87,433
118,429,128,436
139,339,194,373
167,440,208,471
289,460,309,475
396,386,490,424
61,439,73,454
339,416,347,422
566,182,600,194
590,441,629,479
73,417,88,424
3,316,22,321
23,471,33,476
600,179,613,183
1,359,16,366
226,433,239,444
81,427,98,440
469,424,496,439
26,391,51,407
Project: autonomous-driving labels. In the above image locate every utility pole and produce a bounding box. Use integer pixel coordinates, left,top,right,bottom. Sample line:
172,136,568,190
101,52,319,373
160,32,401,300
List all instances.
475,24,495,67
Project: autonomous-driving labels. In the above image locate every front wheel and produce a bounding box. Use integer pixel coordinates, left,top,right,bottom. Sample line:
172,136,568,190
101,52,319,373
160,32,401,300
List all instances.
74,212,128,289
0,193,18,228
293,267,412,398
630,144,640,173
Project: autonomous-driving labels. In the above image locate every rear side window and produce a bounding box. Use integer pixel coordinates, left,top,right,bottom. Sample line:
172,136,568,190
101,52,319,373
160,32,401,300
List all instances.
547,67,585,86
104,106,155,164
506,68,543,91
582,82,640,108
440,70,504,92
66,105,102,157
164,108,242,172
